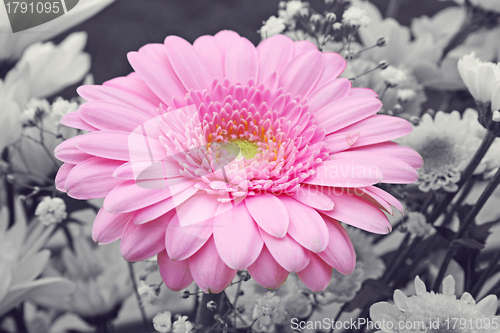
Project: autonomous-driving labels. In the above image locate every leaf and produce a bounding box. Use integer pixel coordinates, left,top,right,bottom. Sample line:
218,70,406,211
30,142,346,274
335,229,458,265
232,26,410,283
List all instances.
453,238,485,250
434,226,456,242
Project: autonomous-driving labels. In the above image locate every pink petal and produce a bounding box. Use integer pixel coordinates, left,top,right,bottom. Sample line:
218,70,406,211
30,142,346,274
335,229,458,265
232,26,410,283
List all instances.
65,157,124,199
247,246,289,289
327,115,413,148
245,194,289,238
307,78,352,113
54,136,92,164
134,186,198,224
77,85,158,116
293,40,318,56
297,254,332,292
279,50,324,98
104,179,195,213
353,187,394,216
324,132,360,154
350,142,423,169
317,216,356,274
315,96,382,135
176,193,224,227
166,213,213,261
120,212,173,261
213,203,263,269
61,111,98,131
213,30,241,54
78,102,152,132
55,163,74,192
257,34,294,83
225,37,259,84
279,196,329,253
365,185,404,214
304,159,383,188
321,190,392,234
315,52,347,88
127,51,186,108
75,131,131,161
103,74,162,115
293,185,335,211
92,208,132,245
158,250,193,291
261,230,310,272
348,87,378,97
332,151,418,184
188,237,237,294
164,36,213,91
135,159,183,180
193,36,225,80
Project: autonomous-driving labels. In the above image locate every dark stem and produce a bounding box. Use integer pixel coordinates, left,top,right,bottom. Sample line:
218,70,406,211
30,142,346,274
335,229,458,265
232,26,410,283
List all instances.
427,130,496,224
195,292,225,330
433,166,500,291
95,322,110,333
127,262,148,324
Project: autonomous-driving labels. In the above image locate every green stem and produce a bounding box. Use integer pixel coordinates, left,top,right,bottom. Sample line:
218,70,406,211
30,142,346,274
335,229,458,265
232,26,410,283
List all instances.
433,166,500,291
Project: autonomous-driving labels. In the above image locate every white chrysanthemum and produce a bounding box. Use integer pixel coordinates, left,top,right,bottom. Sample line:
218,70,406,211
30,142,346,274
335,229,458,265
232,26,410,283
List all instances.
153,311,172,333
397,109,500,192
34,197,67,226
370,275,500,333
342,6,371,28
19,98,51,126
381,66,409,87
252,292,287,328
458,53,500,105
260,16,287,39
43,236,133,318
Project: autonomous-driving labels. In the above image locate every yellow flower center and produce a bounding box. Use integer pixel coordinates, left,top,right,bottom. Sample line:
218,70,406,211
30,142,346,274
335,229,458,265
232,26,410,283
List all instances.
229,138,259,159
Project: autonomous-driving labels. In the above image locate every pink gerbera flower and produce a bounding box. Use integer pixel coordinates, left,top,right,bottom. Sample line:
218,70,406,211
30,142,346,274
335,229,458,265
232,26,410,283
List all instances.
54,31,422,293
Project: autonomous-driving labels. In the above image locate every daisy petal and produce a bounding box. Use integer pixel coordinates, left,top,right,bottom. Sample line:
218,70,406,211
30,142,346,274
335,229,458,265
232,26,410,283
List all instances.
261,230,310,272
188,237,237,294
245,194,289,238
158,250,193,292
213,203,263,269
297,255,332,292
247,246,289,289
92,208,132,245
166,214,213,261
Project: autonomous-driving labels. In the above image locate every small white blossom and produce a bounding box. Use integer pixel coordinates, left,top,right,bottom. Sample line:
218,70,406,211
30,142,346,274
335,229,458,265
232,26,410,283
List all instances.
252,292,287,328
19,98,50,126
51,97,79,127
138,280,158,305
278,0,307,26
34,197,67,225
153,311,172,333
342,6,370,28
332,22,343,30
493,110,500,122
260,16,287,39
397,89,416,104
402,212,435,238
380,66,408,87
172,316,193,333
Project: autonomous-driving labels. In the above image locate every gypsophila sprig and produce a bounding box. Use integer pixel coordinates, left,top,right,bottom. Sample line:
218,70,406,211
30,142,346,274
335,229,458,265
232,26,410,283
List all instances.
153,311,173,333
252,292,287,328
34,196,67,225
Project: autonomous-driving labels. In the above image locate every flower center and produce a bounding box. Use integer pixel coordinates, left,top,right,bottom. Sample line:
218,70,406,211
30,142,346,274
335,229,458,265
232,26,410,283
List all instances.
230,138,259,159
